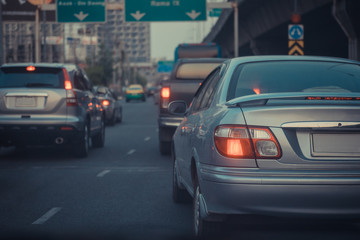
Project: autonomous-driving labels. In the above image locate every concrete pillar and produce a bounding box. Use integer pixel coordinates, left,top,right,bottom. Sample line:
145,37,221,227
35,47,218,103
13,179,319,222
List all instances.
333,0,360,60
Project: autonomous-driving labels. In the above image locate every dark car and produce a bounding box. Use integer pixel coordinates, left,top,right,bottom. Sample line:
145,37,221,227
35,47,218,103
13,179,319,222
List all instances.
146,85,159,97
0,63,105,158
170,56,360,238
94,86,123,125
158,58,227,155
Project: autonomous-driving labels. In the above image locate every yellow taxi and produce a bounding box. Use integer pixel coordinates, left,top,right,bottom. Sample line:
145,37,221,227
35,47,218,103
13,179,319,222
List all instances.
125,84,146,102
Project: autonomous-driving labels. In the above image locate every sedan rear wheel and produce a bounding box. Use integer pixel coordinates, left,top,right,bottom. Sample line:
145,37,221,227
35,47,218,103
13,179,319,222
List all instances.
159,141,171,155
172,156,191,203
74,123,89,158
193,182,218,239
109,110,116,126
116,108,122,123
92,117,105,148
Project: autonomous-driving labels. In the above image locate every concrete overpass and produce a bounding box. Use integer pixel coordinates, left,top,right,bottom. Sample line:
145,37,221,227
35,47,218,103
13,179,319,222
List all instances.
204,0,360,60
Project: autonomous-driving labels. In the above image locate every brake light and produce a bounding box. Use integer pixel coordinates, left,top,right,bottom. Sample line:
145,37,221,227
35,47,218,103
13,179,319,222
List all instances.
253,88,261,95
214,125,281,159
26,66,35,71
161,87,170,99
61,126,73,131
307,96,360,100
102,100,110,106
63,68,78,106
64,80,72,90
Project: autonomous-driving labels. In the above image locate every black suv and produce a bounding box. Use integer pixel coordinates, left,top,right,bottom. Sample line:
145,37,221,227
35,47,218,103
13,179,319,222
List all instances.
0,63,105,157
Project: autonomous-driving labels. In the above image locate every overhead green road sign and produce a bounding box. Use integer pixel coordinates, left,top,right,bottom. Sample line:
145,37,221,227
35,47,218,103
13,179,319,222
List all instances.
57,0,106,23
125,0,206,22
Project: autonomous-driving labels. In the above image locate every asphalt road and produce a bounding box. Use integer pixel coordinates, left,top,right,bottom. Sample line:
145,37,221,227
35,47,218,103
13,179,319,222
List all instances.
0,98,360,240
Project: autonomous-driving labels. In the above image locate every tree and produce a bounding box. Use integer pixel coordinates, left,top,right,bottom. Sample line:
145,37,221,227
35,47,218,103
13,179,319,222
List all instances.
135,72,147,86
128,67,147,87
84,65,103,86
85,44,114,86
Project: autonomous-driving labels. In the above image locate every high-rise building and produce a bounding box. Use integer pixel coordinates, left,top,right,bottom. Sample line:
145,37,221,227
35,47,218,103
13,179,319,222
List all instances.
98,0,151,65
3,22,64,63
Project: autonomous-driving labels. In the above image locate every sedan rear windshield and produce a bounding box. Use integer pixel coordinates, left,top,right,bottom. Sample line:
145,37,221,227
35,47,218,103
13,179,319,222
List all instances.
227,61,360,100
176,63,221,80
0,67,64,88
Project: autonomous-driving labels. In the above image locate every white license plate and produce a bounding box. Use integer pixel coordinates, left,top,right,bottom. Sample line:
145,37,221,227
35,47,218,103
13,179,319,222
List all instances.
312,133,360,157
15,97,36,107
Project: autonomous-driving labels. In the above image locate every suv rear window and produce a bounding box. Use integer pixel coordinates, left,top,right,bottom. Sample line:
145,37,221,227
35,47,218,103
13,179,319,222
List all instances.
0,67,64,88
228,61,360,100
176,63,221,80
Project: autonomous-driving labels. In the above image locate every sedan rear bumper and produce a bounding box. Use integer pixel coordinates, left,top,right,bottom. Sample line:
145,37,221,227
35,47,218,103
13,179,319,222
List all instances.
199,163,360,218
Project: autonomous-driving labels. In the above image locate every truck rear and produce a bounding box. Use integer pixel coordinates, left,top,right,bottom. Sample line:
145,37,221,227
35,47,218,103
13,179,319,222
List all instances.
158,58,226,155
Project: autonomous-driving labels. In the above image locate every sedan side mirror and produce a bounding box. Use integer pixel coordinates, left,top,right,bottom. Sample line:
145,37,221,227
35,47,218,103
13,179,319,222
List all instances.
97,86,107,95
168,101,187,116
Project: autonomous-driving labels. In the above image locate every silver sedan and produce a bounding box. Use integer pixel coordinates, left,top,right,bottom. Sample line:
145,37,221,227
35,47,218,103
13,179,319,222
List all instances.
169,56,360,238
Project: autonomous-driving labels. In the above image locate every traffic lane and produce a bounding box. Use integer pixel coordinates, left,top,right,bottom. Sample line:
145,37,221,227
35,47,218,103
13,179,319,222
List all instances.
220,219,360,240
0,101,195,239
0,167,192,238
0,155,193,239
100,99,167,167
1,101,359,240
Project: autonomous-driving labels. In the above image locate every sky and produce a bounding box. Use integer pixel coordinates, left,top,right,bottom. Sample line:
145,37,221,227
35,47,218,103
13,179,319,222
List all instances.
150,1,223,61
150,19,219,61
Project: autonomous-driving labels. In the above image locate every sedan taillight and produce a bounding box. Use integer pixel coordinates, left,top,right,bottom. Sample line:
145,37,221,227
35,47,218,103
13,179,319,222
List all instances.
102,99,110,106
214,125,281,159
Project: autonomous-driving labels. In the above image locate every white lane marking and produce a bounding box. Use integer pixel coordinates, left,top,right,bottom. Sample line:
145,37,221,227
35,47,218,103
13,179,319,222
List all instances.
127,149,136,155
32,207,62,225
111,167,165,173
144,137,151,141
97,170,111,178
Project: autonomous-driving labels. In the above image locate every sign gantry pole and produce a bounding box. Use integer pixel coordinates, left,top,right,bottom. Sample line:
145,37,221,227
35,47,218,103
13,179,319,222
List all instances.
0,3,3,65
207,2,238,57
35,6,40,63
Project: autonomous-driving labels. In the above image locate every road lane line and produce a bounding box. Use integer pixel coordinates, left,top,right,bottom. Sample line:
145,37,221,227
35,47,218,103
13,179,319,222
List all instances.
32,207,62,225
127,149,136,155
97,170,111,177
144,137,151,141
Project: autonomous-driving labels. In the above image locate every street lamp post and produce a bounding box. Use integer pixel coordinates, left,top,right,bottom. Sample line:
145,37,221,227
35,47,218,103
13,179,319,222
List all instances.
0,3,3,65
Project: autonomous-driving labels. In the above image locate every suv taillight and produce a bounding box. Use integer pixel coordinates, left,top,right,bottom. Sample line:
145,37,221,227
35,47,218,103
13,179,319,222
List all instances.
160,87,170,109
161,87,170,99
63,68,78,106
214,125,281,159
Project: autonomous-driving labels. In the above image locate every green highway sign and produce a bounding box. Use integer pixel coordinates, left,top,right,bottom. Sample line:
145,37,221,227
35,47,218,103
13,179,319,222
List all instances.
125,0,206,22
57,0,106,23
209,8,222,17
157,60,174,73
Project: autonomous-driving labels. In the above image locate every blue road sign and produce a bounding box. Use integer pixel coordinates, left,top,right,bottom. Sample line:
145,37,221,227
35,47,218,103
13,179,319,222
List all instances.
157,61,174,73
288,24,304,40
